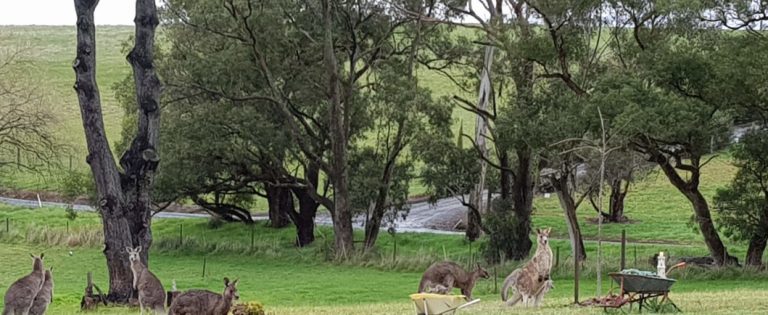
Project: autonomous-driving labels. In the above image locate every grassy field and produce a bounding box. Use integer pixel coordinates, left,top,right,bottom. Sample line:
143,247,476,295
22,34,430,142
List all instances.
1,204,768,314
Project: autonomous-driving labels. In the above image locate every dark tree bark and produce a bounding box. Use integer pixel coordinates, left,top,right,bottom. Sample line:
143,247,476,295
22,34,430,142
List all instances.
506,147,534,260
608,179,629,222
322,0,354,258
746,223,767,268
288,165,320,247
265,185,292,228
73,0,161,303
642,143,738,266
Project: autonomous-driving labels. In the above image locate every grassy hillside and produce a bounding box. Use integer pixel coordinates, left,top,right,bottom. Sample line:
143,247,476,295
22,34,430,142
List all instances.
0,26,133,190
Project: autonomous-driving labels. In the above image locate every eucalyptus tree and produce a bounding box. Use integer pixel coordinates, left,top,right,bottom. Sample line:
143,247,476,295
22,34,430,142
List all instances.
73,0,162,303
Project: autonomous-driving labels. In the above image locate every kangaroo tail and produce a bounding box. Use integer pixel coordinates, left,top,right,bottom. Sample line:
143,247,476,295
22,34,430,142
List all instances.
500,269,522,301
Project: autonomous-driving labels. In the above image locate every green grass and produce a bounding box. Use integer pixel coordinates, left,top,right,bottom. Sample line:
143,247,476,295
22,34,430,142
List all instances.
2,203,768,314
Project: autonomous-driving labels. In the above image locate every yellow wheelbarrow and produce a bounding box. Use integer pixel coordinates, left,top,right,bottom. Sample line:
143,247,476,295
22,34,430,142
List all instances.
409,293,481,315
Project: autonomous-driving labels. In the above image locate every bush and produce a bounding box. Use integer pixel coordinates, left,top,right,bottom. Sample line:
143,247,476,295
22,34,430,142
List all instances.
231,301,265,315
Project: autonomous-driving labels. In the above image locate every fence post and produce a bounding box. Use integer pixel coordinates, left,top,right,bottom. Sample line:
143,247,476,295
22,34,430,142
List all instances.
620,229,626,271
250,225,255,251
16,147,20,170
634,245,637,267
574,244,580,305
555,246,560,269
179,224,183,247
5,217,9,233
202,257,206,279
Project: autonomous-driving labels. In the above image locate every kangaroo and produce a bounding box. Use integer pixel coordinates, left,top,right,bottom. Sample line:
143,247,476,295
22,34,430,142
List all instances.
505,278,554,307
501,228,553,306
126,246,166,314
3,253,45,315
168,277,239,315
424,284,450,294
417,262,489,300
28,267,54,315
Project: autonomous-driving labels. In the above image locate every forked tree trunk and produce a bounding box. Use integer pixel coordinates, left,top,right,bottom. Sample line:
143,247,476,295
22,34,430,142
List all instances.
73,0,161,303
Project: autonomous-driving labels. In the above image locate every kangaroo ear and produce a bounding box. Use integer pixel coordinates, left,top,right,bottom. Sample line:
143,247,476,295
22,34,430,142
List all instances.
224,277,230,286
536,228,541,234
546,228,552,234
232,278,239,286
30,253,35,259
40,253,44,259
136,246,142,253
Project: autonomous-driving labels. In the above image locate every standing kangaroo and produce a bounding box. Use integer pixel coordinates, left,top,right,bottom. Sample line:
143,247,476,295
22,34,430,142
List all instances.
28,267,54,315
126,246,166,314
501,228,553,307
168,277,239,315
417,262,489,300
3,253,45,315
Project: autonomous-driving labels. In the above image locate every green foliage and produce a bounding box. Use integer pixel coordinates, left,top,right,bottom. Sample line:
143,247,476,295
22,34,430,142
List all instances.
714,130,768,243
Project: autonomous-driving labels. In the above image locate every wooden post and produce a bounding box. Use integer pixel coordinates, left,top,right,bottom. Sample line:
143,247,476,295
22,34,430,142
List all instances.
16,147,20,170
5,217,9,233
69,155,73,171
392,234,398,264
620,229,626,270
634,245,637,267
202,257,206,279
493,265,498,293
556,246,560,269
179,224,183,247
469,241,473,267
574,245,580,305
67,221,70,234
250,225,255,251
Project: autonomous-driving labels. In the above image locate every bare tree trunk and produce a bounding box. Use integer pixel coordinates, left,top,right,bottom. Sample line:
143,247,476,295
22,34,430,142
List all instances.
506,146,534,260
265,185,292,228
73,0,161,303
746,223,767,268
466,47,494,241
554,173,587,261
647,149,738,266
322,0,354,258
608,179,628,222
289,165,320,247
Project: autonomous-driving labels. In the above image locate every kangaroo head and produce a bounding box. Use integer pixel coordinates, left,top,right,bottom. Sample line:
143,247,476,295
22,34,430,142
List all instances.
223,277,240,302
125,246,142,263
30,253,44,271
536,228,551,247
474,263,490,279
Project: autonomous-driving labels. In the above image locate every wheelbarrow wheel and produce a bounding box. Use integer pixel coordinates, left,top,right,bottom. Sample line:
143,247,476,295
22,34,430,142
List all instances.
642,296,681,313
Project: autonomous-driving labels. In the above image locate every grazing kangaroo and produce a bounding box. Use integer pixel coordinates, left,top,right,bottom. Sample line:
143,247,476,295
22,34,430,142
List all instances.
3,253,45,315
126,247,166,314
168,277,239,315
28,267,54,315
417,262,489,300
501,228,554,306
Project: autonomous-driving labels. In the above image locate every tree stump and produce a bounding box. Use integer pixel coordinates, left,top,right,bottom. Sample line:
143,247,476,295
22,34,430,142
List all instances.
81,272,108,310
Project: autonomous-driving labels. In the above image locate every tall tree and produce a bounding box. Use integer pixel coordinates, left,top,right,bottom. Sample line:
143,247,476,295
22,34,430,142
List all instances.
73,0,162,302
715,130,768,268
